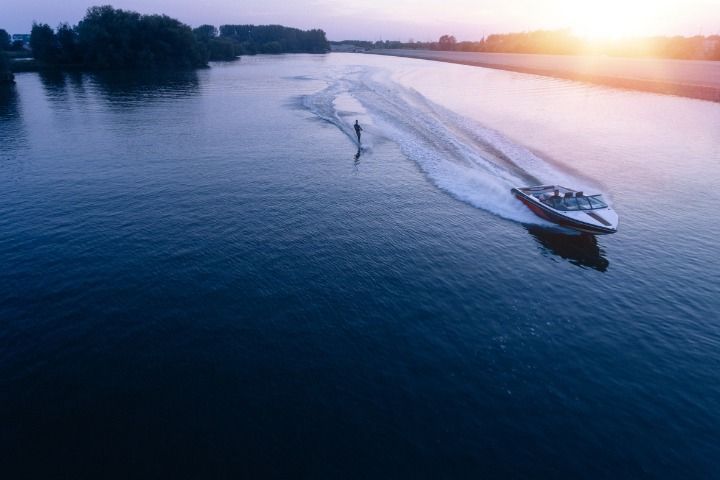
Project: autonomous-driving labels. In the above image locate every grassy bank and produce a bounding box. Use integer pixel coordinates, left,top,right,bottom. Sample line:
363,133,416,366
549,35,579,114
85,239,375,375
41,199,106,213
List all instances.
370,49,720,103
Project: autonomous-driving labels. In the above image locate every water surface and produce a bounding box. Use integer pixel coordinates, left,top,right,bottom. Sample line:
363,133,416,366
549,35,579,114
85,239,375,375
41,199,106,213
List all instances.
1,53,719,478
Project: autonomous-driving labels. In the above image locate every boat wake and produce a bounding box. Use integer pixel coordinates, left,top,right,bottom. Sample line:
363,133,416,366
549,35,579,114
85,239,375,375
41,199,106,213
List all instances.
301,65,593,225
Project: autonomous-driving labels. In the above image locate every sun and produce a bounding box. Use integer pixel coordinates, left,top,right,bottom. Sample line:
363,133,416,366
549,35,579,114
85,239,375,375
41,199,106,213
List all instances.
563,0,665,39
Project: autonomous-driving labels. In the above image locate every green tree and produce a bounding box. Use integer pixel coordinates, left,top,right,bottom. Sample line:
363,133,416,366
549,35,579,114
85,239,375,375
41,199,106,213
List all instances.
438,34,456,50
75,6,206,69
208,38,239,60
56,23,80,64
193,24,218,43
260,41,282,54
0,50,14,83
218,24,329,54
193,24,239,61
31,23,58,62
0,29,10,50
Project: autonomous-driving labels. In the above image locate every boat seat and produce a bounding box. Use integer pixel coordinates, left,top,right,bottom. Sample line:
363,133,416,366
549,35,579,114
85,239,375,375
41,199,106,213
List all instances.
576,191,584,197
564,192,573,198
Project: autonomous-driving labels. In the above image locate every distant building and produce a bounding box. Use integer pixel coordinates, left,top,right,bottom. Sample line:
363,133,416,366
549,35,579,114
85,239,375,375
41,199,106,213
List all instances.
12,33,31,45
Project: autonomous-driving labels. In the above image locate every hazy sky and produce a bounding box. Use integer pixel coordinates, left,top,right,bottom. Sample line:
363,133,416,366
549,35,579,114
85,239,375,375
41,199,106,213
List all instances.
3,0,720,40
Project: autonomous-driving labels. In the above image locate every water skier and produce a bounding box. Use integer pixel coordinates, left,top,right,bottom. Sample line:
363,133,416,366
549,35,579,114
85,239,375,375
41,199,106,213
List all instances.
354,120,363,145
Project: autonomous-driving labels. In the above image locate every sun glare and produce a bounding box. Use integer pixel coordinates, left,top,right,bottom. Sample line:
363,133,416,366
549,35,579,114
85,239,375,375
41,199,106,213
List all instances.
564,0,666,39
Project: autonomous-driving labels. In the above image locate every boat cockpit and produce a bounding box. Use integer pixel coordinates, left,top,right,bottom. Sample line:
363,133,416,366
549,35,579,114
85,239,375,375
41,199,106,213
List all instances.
539,191,608,212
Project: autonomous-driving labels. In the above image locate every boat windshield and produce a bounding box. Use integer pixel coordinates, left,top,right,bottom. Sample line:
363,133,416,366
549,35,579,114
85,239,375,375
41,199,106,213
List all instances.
586,196,608,209
541,194,607,211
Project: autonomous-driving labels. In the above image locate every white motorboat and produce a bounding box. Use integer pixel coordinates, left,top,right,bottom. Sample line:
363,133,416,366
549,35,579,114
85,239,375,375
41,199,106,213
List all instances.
512,185,618,235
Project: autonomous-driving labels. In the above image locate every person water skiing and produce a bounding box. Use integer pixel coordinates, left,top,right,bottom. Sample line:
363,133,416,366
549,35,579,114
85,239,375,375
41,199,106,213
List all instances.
354,120,363,145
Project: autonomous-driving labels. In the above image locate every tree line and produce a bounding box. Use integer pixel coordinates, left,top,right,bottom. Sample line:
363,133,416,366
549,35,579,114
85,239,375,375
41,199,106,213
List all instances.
0,30,15,83
0,52,13,83
28,6,206,69
335,30,720,61
215,25,329,55
3,5,330,72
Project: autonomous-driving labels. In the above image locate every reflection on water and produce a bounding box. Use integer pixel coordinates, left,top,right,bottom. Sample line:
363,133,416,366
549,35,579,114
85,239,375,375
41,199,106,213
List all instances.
0,84,26,156
38,70,68,98
526,225,610,271
37,71,88,102
0,83,19,118
353,147,362,174
88,69,201,106
36,69,202,109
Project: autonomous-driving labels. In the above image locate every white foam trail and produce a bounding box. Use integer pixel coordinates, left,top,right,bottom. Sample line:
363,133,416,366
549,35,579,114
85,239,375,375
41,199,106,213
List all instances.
302,66,592,224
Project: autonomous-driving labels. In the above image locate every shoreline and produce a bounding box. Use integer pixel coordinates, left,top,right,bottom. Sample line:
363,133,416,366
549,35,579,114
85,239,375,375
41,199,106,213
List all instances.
369,49,720,103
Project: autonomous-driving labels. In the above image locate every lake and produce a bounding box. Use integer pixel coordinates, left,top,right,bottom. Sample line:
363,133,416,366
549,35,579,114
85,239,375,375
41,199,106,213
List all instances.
1,53,719,478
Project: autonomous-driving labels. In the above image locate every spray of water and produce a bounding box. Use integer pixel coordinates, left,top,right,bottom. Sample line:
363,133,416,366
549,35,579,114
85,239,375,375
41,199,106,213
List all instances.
302,66,591,225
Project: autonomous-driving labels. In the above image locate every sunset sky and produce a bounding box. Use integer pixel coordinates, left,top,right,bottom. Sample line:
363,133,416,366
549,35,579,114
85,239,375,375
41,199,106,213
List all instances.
3,0,719,41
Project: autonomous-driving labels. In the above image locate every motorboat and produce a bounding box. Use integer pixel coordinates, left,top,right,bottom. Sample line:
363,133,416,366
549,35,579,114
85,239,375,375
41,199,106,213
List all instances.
511,185,618,235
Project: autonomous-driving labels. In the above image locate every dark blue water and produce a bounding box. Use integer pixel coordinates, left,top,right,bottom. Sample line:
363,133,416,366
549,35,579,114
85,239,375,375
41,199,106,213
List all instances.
1,54,719,478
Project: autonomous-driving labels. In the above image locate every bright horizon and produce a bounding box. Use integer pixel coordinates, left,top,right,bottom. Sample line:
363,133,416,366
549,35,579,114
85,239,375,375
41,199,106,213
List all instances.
3,0,720,41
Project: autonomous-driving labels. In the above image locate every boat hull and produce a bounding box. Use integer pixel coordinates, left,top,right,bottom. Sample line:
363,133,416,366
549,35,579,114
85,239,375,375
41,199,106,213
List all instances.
512,187,617,235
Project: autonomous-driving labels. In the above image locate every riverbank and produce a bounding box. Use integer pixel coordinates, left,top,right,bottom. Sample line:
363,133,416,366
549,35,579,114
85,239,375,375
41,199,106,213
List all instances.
370,49,720,102
9,58,43,73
